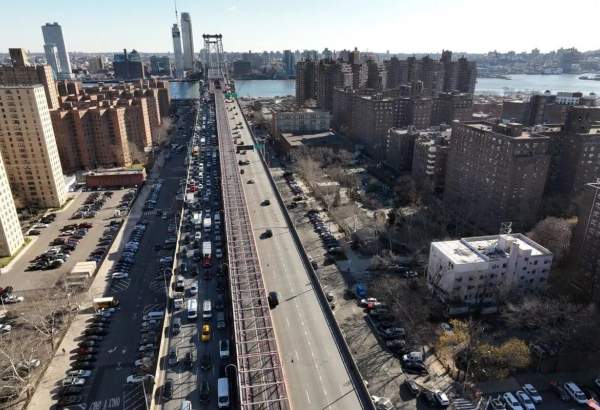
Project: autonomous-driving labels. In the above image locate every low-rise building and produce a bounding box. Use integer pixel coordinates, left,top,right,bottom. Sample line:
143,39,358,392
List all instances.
427,233,553,305
271,107,331,134
85,168,146,188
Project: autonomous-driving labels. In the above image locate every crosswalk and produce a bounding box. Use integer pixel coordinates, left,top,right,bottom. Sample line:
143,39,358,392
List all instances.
452,397,479,410
121,383,146,410
109,277,131,293
142,209,158,217
143,303,165,314
148,279,168,295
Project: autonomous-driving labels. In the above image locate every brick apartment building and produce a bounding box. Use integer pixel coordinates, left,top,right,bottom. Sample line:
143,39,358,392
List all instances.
444,121,551,233
412,128,451,193
50,79,170,173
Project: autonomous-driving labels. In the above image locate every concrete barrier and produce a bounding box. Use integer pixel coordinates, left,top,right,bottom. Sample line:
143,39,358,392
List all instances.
238,101,375,410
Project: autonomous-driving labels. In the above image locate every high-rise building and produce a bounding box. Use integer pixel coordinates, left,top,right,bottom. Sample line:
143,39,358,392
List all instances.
172,24,184,79
43,44,61,76
0,153,23,257
431,92,473,125
412,128,451,193
572,182,600,289
87,56,104,74
0,48,60,110
113,49,144,80
316,61,352,111
149,56,171,76
180,12,195,71
9,48,29,67
295,60,317,106
542,106,600,196
41,22,73,80
283,50,296,77
0,85,66,208
444,121,551,232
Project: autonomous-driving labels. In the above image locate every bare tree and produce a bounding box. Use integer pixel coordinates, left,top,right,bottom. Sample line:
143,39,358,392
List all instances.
527,217,575,263
155,117,173,145
0,338,39,402
127,141,147,165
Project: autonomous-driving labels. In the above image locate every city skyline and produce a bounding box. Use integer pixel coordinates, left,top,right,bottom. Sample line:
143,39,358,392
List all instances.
1,0,600,54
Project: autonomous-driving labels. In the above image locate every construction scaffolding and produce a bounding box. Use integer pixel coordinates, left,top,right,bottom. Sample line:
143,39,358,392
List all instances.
214,86,289,409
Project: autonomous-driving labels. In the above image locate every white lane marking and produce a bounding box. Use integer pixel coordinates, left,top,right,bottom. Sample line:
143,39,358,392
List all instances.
305,390,312,403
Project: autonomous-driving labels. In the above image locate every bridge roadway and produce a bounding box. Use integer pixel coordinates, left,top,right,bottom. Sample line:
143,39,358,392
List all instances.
215,88,365,410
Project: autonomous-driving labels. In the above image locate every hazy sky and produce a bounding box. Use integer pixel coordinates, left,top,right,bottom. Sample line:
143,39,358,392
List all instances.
1,0,599,54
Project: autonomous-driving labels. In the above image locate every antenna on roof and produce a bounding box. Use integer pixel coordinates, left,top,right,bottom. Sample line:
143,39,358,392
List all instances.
500,221,512,235
174,0,178,22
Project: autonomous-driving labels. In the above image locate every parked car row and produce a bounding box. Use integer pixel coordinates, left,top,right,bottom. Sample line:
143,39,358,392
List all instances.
57,307,118,406
283,171,304,197
109,222,147,281
306,209,341,256
27,223,93,271
71,192,110,219
115,189,136,217
143,183,162,213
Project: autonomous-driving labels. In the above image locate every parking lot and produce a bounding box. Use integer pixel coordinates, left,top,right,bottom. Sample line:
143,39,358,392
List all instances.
0,189,129,293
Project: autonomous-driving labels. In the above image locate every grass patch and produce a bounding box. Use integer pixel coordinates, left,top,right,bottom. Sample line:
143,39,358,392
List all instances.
49,196,74,212
127,164,145,171
0,237,32,268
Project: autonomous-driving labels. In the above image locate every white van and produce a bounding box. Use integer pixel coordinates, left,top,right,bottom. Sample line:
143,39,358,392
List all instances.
503,392,524,410
143,311,164,321
564,382,587,404
217,377,230,408
202,300,212,319
219,339,230,359
187,299,198,320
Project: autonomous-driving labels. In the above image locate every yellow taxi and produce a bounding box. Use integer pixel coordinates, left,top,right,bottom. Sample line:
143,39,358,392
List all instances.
201,324,211,342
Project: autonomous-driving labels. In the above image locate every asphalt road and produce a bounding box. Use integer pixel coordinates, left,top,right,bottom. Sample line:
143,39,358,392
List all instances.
83,115,194,410
223,99,363,409
163,95,234,410
0,190,128,292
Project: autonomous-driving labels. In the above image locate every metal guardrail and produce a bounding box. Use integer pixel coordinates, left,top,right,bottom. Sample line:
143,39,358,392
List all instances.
215,89,289,410
236,99,376,410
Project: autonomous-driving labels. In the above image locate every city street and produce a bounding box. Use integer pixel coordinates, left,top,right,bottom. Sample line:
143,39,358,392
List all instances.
82,121,193,410
162,94,233,410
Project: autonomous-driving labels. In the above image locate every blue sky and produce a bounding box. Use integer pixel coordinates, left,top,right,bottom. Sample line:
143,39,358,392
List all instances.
1,0,599,54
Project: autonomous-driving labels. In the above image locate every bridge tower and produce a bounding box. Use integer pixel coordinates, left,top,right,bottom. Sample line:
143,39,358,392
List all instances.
202,34,224,79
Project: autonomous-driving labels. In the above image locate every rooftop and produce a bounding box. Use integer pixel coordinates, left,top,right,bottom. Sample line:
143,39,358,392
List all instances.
433,233,551,265
281,131,344,147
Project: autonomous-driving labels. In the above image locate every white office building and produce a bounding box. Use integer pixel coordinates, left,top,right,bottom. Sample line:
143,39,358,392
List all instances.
41,22,73,80
180,12,195,71
172,24,184,79
427,234,553,305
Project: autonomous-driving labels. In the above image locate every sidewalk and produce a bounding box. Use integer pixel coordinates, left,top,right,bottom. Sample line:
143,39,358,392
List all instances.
28,152,165,410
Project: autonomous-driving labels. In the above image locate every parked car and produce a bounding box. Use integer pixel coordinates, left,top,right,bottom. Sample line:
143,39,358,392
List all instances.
515,391,535,410
522,384,542,404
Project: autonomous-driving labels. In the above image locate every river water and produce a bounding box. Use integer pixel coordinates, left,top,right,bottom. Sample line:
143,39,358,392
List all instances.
169,75,600,99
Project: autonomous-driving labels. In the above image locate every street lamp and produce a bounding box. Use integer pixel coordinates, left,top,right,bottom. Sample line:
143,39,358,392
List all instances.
141,374,155,410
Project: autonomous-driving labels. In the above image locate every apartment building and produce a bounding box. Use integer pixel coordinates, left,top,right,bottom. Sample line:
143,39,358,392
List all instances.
0,85,66,208
542,106,600,196
571,182,600,284
350,94,395,154
432,92,473,125
412,128,451,193
316,61,352,110
444,122,551,232
383,128,418,171
295,60,317,106
428,234,553,305
51,80,170,172
0,152,24,257
0,48,59,110
501,91,597,125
